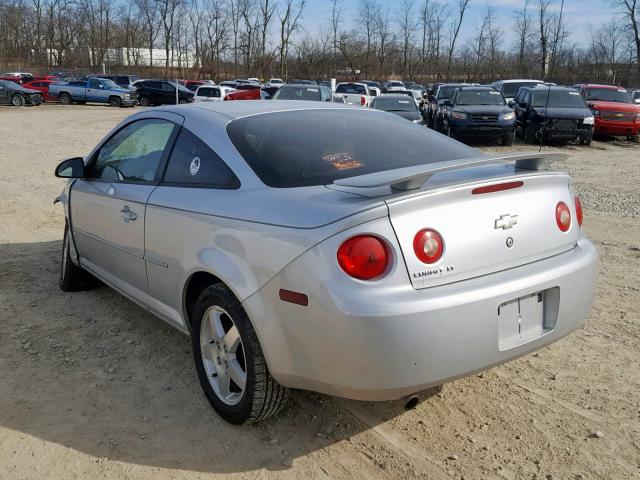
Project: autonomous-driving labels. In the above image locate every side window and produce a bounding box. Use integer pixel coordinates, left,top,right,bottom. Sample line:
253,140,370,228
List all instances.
161,82,174,92
89,79,101,89
163,128,239,189
90,119,176,183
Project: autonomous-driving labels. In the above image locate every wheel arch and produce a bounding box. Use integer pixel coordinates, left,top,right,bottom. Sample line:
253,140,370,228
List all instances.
182,270,230,332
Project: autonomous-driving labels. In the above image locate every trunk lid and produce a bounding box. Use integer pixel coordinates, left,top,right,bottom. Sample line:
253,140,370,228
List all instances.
386,173,578,289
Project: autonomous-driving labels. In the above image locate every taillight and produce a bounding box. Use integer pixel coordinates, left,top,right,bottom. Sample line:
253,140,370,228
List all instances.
574,196,583,226
337,235,389,280
555,202,571,232
360,95,366,106
413,229,444,264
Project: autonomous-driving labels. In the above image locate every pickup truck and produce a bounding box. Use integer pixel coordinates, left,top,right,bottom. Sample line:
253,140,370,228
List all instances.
49,77,137,107
334,82,372,107
575,83,640,140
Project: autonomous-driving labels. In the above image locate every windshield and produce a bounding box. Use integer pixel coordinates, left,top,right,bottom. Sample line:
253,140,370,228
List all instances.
227,110,476,188
456,90,505,105
372,97,417,111
336,84,366,94
502,81,543,97
585,87,631,103
101,79,120,89
437,86,457,99
273,86,322,101
531,90,587,108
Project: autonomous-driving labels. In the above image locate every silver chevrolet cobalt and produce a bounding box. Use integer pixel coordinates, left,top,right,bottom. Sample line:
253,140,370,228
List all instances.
55,101,598,424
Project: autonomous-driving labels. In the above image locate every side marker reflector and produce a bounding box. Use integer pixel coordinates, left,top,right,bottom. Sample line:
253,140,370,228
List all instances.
279,289,309,306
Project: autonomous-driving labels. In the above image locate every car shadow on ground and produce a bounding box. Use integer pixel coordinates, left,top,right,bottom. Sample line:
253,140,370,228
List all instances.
0,240,439,474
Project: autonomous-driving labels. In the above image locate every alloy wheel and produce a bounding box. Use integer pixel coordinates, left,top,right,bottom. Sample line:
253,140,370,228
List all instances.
200,306,247,406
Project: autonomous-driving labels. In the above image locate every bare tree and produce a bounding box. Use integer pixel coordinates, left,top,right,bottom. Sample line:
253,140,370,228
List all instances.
614,0,640,81
396,0,415,77
537,0,552,79
329,0,342,77
446,0,470,77
278,0,305,79
135,0,161,68
358,0,377,77
515,0,531,77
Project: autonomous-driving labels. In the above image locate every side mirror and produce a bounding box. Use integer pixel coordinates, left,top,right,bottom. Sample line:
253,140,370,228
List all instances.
55,157,85,178
508,100,515,108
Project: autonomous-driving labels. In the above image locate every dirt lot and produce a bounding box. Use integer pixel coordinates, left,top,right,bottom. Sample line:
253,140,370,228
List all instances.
1,105,639,480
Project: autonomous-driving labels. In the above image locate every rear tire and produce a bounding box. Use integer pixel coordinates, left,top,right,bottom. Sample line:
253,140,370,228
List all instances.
11,94,25,107
627,134,640,143
192,283,290,424
139,96,151,106
59,223,93,292
581,131,593,146
109,96,122,108
59,93,72,105
501,130,515,146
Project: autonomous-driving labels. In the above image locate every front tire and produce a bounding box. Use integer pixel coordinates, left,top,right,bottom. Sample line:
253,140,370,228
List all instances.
192,284,289,424
109,96,122,108
581,131,593,146
139,96,151,106
11,94,25,107
524,123,537,144
59,223,92,291
501,130,515,146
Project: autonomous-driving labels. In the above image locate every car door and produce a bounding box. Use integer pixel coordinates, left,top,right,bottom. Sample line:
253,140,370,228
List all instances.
0,82,9,104
70,114,183,298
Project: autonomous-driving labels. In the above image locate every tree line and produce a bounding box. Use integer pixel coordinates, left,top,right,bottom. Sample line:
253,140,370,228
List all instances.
0,0,639,86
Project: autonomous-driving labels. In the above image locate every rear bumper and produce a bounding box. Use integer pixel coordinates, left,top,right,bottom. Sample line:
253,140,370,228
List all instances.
243,238,598,401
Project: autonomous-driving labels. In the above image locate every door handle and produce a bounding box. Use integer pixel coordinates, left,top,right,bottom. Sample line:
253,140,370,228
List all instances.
120,206,138,223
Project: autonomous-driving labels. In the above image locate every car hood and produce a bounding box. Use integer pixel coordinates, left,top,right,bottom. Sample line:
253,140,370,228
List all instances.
454,105,511,115
585,100,639,112
531,107,593,120
17,86,40,94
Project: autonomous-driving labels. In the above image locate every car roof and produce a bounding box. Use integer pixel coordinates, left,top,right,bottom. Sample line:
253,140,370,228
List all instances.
179,100,358,119
376,94,415,99
581,84,627,89
457,86,495,91
498,79,544,83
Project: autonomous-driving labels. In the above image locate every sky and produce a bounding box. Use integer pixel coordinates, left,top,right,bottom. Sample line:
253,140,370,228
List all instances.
296,0,618,46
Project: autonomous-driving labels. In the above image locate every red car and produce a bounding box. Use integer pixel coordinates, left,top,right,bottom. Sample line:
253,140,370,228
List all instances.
22,79,58,101
575,84,640,140
224,88,261,101
35,75,64,82
0,75,22,85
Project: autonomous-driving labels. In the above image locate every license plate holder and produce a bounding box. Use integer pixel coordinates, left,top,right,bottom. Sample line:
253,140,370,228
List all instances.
498,289,557,351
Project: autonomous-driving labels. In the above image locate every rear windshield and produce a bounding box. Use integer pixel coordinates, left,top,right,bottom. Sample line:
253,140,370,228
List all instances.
273,86,321,100
531,89,587,108
502,81,543,97
227,109,476,188
584,87,631,103
456,90,504,105
437,85,458,99
371,97,417,111
336,83,366,94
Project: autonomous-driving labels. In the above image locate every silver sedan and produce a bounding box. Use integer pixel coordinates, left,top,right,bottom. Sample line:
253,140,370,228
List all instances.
55,101,598,424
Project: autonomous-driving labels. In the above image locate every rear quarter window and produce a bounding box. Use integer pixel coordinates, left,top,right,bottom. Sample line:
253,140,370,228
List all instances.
163,129,239,189
227,109,476,188
336,84,366,94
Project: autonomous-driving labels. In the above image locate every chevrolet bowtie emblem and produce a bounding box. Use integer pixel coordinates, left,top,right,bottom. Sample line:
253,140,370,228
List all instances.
495,214,518,230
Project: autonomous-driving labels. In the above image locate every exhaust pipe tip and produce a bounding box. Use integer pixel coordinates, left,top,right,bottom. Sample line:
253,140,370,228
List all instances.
404,395,420,411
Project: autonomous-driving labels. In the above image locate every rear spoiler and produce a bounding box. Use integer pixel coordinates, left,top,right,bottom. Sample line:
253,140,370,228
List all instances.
332,152,567,191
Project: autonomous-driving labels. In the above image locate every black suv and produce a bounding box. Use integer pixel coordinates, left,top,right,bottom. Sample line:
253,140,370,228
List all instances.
514,86,594,145
425,83,470,130
135,80,194,106
440,86,516,145
99,74,139,89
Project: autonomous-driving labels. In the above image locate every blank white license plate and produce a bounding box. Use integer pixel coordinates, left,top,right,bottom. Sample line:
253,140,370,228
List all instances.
498,291,549,351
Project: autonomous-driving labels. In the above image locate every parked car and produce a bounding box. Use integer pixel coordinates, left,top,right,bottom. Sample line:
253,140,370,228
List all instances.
272,84,333,101
268,78,284,87
384,80,405,91
99,74,140,90
49,78,137,107
1,72,34,84
492,79,544,103
0,79,42,106
425,83,471,130
335,82,372,106
370,94,423,123
288,79,315,85
440,86,516,145
574,84,640,141
194,85,236,102
54,101,598,424
178,80,206,92
219,80,238,88
224,88,261,100
21,79,58,102
135,80,194,106
514,85,594,145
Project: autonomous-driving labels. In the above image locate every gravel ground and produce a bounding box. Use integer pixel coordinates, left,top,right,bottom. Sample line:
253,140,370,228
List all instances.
0,104,639,480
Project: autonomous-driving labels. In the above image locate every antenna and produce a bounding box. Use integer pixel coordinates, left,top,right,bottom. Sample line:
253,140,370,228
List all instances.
539,82,552,152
